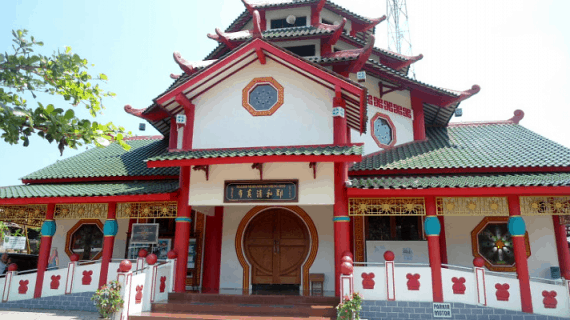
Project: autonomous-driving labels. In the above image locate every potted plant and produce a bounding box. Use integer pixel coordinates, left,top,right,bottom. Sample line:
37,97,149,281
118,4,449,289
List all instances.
336,292,363,320
91,280,124,319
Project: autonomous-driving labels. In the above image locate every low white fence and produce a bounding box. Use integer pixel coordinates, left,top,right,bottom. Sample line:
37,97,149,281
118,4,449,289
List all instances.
353,261,570,318
0,255,175,320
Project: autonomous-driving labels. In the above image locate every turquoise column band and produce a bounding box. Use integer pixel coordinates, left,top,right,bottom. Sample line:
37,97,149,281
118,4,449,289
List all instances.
508,216,526,236
41,220,56,237
103,219,119,236
175,217,192,223
424,216,441,236
333,216,351,222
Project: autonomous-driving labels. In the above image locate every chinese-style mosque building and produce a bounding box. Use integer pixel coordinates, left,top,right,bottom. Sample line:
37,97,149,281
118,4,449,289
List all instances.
2,0,570,319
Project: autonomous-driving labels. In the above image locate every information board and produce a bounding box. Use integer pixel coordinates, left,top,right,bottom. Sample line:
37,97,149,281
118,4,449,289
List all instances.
224,180,298,203
433,303,452,318
3,236,26,250
130,223,159,244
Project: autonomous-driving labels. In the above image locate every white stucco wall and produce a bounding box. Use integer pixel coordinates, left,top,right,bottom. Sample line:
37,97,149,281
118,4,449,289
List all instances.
51,218,129,266
219,205,335,294
189,162,334,206
444,216,559,279
191,58,335,149
350,75,414,155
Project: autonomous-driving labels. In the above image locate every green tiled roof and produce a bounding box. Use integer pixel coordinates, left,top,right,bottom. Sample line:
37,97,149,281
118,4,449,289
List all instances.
0,180,179,199
351,123,570,172
146,144,364,162
22,138,179,181
350,173,570,189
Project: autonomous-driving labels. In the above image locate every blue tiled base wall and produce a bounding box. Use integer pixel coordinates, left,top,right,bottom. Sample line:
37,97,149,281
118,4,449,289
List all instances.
0,292,97,312
361,301,568,320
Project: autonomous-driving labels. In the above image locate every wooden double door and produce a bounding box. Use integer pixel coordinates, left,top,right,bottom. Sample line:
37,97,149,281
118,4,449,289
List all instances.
244,208,310,285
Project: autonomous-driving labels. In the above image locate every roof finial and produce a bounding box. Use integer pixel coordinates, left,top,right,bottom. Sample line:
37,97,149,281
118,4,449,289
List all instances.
252,10,262,39
241,0,255,14
173,52,195,75
350,35,375,73
311,0,327,26
509,109,524,124
207,28,237,49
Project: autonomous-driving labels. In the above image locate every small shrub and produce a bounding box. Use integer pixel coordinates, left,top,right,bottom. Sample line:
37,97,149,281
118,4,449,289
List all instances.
336,292,363,320
91,280,124,319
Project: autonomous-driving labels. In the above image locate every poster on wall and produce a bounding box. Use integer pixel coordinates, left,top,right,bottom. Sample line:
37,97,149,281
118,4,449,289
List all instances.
130,223,159,244
153,238,171,260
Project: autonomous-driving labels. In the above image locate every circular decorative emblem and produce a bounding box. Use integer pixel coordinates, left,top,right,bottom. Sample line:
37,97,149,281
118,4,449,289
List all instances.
370,113,396,148
242,77,284,116
471,217,531,272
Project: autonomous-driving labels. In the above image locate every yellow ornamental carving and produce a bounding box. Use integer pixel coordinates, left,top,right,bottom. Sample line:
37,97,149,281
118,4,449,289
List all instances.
116,202,177,219
348,198,425,216
520,196,570,215
0,205,47,227
437,197,508,216
55,204,107,219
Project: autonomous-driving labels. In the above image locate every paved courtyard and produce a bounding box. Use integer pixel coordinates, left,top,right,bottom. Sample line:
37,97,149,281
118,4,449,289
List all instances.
0,309,100,319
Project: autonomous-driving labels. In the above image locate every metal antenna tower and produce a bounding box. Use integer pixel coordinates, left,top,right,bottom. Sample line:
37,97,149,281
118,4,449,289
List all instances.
386,0,416,78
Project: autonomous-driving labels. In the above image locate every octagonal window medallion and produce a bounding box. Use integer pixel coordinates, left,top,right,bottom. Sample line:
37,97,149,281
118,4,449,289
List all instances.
471,217,531,272
370,113,397,148
242,77,284,116
65,219,104,260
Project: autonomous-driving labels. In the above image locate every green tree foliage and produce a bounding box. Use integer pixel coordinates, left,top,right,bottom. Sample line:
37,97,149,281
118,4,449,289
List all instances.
0,29,130,154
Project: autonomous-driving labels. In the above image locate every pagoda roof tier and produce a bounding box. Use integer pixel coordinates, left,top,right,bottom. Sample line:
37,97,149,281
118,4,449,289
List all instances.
154,38,368,134
0,180,179,202
21,137,178,183
349,172,570,190
146,143,363,167
350,115,570,174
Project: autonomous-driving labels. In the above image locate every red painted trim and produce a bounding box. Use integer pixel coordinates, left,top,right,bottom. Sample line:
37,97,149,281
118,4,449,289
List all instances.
349,165,570,177
124,105,170,122
425,197,443,302
393,54,423,71
385,261,395,301
369,112,397,149
310,0,326,26
255,47,266,64
508,195,532,313
34,204,55,298
438,216,448,265
347,186,570,198
148,154,362,168
553,216,570,279
411,92,426,141
99,203,117,289
22,175,179,184
0,193,178,205
157,39,364,105
175,94,195,151
202,206,224,293
169,117,177,150
350,16,386,36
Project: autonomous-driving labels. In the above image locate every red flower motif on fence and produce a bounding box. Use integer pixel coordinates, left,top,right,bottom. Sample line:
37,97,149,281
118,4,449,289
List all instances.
82,270,93,285
135,285,144,304
160,276,167,293
495,283,510,301
451,277,466,294
18,280,29,294
50,275,61,289
406,273,420,291
361,272,375,289
542,290,557,309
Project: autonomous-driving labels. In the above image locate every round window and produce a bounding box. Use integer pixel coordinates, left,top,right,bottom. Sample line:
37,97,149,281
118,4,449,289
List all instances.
370,113,396,148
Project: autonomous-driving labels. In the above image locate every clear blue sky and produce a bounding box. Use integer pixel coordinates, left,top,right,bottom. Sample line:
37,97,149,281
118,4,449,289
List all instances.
1,0,569,186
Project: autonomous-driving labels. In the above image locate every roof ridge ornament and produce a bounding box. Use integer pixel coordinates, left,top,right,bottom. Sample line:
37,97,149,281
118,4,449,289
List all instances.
394,53,423,71
318,18,346,46
241,0,255,14
350,15,386,37
173,52,196,75
207,28,238,49
508,109,525,124
350,35,375,73
252,10,262,39
311,0,327,26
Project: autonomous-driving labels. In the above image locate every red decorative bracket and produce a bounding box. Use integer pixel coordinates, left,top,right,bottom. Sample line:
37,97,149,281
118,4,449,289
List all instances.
252,163,263,180
350,15,386,37
256,47,266,65
173,51,196,75
124,105,170,122
170,73,181,79
378,81,406,98
193,165,209,181
207,28,237,50
175,93,195,115
349,35,375,73
311,0,327,26
309,162,317,179
319,18,346,47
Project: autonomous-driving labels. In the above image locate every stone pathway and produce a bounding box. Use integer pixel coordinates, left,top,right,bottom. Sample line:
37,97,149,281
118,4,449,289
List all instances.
0,308,100,319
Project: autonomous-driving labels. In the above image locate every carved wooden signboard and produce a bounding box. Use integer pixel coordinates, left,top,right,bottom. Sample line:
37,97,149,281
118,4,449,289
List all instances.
224,180,298,203
130,223,159,244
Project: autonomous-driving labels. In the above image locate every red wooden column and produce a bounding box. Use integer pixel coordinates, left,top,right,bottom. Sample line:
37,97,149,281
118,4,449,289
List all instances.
34,203,56,298
202,206,224,293
411,93,426,141
424,197,443,302
507,195,533,313
99,203,118,288
174,166,192,292
333,86,350,296
169,116,177,150
553,215,570,279
438,216,448,265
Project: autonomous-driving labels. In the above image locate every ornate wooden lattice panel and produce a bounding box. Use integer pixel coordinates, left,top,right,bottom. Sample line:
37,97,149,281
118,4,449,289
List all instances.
54,203,107,219
348,198,425,216
436,197,508,216
353,215,365,262
520,196,570,216
116,202,177,219
0,205,46,227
